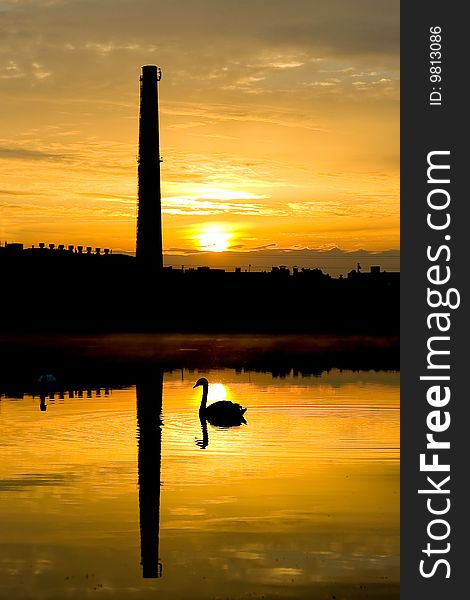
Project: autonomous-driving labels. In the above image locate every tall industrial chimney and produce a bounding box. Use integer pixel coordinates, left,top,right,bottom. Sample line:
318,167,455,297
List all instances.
136,65,163,270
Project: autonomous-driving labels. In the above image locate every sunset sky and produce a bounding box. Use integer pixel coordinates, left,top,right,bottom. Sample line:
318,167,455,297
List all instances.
0,0,399,265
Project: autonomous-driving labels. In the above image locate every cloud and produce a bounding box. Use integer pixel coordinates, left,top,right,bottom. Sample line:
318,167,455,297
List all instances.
0,1,399,97
0,60,24,80
2,1,398,51
0,145,70,161
84,41,157,56
161,191,285,217
168,121,207,130
167,247,204,254
32,62,52,79
253,243,277,250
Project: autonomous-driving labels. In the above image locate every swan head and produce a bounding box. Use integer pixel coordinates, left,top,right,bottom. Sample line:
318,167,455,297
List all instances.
193,377,209,389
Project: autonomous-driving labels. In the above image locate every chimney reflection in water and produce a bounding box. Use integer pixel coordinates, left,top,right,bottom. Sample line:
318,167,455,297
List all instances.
136,373,163,578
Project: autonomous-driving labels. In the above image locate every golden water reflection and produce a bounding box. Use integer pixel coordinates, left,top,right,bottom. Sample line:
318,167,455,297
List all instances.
0,369,399,599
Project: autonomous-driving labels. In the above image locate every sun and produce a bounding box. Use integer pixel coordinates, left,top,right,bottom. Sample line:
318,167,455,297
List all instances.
198,226,231,252
207,383,228,402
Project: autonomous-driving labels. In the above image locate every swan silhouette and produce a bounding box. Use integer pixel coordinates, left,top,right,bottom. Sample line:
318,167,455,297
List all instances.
194,377,247,427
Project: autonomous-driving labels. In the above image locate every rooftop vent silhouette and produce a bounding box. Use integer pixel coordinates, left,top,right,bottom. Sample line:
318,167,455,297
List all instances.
136,65,163,271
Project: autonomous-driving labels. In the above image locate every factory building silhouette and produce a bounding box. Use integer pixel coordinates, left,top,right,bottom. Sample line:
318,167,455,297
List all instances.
0,65,399,334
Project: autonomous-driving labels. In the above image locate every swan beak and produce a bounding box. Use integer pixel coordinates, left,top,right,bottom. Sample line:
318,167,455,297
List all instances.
193,383,199,388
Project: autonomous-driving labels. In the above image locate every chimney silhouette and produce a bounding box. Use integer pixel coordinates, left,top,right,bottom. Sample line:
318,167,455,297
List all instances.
136,65,163,270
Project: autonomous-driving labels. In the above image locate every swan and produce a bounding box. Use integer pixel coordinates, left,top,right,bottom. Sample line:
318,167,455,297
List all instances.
193,377,247,427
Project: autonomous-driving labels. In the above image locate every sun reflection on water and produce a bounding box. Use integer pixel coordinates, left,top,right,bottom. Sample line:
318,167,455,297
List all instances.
0,368,399,599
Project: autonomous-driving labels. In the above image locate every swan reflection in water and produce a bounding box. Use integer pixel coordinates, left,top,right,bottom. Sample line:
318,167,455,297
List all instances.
194,378,247,449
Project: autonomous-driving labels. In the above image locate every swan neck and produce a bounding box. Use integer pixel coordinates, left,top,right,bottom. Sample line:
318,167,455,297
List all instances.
199,384,208,410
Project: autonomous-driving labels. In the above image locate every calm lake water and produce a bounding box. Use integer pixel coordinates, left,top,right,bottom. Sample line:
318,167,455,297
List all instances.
0,369,399,599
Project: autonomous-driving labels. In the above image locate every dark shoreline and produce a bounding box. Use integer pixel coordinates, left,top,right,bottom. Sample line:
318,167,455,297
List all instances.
1,250,399,336
0,333,399,394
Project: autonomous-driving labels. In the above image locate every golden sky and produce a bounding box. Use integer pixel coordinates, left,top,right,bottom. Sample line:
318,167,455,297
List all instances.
0,0,399,262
